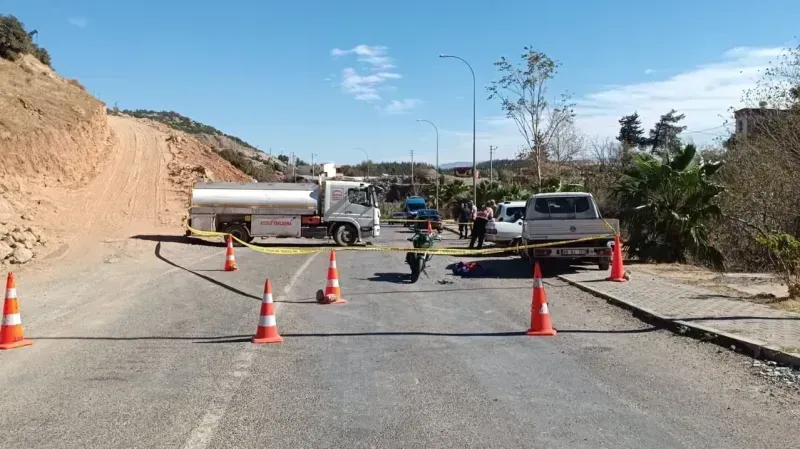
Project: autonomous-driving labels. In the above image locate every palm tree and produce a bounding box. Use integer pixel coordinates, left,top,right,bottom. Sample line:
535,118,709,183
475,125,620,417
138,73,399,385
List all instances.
612,144,725,266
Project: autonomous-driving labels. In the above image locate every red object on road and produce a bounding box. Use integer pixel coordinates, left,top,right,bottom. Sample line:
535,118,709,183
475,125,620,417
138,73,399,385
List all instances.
526,262,557,336
323,250,346,304
0,272,34,350
224,234,238,272
608,234,627,282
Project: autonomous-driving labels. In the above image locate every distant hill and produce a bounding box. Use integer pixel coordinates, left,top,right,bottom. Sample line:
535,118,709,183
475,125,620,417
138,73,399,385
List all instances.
440,159,526,171
439,161,475,169
110,109,285,181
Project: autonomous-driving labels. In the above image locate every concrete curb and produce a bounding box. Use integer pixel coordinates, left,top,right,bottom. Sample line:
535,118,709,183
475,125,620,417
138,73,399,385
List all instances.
556,275,800,368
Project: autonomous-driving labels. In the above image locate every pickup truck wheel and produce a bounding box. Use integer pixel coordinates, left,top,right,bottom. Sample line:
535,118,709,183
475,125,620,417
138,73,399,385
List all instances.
598,259,610,271
333,224,358,246
223,224,249,247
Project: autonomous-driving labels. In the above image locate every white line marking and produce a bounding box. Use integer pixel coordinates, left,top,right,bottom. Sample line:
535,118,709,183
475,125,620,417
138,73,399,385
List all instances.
181,251,319,449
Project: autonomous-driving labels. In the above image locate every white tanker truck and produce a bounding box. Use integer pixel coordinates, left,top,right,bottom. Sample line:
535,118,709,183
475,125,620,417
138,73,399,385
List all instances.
186,179,380,246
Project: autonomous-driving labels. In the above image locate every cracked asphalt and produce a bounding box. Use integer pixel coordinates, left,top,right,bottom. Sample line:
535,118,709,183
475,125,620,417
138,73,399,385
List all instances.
0,227,797,449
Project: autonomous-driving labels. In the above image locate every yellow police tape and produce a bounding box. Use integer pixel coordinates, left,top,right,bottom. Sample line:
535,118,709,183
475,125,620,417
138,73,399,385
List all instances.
185,223,616,256
386,217,619,234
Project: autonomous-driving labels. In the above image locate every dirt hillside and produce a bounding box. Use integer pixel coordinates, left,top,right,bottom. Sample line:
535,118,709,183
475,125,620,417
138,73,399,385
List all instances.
0,55,252,267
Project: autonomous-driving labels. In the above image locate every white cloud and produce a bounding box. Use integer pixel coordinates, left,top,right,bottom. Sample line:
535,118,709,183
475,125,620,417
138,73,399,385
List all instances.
575,46,784,140
331,44,395,70
331,44,410,103
68,17,88,28
384,98,422,115
644,68,654,75
452,46,785,160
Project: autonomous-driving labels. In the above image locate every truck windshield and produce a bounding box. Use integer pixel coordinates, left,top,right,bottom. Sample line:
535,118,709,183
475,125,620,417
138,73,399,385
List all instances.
529,196,598,220
407,201,426,212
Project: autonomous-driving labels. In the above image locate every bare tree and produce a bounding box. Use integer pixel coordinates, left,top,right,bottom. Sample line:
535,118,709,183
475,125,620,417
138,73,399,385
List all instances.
714,44,800,283
588,137,621,167
548,115,585,176
487,47,575,186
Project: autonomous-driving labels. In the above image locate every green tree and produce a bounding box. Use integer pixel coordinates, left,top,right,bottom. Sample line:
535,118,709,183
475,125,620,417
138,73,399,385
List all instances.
0,15,52,67
487,47,574,187
617,112,645,164
646,110,687,157
0,14,30,61
612,143,725,266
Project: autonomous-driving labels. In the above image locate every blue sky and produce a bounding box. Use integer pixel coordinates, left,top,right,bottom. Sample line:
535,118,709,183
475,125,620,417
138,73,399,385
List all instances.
5,0,798,164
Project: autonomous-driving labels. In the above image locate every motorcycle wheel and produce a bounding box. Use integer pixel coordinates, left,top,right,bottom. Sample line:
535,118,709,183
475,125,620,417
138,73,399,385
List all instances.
409,256,422,283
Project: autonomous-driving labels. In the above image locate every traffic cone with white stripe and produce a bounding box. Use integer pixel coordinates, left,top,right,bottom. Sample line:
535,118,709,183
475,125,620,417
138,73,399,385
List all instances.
224,234,238,272
323,250,346,304
0,273,33,350
252,279,283,344
526,262,556,336
607,234,627,282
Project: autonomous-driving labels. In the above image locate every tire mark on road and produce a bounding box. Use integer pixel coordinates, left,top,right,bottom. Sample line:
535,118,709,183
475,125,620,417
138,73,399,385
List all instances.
181,251,320,449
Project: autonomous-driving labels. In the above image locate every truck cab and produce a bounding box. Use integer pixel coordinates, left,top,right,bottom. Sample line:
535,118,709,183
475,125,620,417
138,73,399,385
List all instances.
404,196,427,226
321,180,380,244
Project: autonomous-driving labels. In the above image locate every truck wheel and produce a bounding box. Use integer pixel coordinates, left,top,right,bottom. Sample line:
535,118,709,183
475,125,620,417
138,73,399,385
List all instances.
333,224,358,246
598,259,610,271
223,224,250,247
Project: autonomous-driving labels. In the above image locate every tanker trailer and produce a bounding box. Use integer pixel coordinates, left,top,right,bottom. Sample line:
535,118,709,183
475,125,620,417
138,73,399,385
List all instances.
187,180,380,246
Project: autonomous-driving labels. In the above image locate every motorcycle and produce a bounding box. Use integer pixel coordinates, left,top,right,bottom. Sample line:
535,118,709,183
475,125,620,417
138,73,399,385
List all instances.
405,224,440,283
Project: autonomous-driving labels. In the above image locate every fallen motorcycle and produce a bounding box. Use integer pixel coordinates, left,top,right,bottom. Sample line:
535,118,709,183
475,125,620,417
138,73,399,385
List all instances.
405,223,440,283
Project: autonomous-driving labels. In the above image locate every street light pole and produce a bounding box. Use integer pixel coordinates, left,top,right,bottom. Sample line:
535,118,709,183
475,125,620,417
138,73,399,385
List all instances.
311,153,318,178
416,119,440,210
439,53,477,206
354,147,369,179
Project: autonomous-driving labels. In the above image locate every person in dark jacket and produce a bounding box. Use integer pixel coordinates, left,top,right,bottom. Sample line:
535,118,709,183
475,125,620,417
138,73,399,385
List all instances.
469,203,493,249
458,201,471,239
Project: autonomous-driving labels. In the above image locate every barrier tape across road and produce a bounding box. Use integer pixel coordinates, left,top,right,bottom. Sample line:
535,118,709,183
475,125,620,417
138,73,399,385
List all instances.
185,223,616,256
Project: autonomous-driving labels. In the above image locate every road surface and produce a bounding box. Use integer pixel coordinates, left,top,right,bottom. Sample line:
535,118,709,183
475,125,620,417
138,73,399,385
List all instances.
0,227,797,449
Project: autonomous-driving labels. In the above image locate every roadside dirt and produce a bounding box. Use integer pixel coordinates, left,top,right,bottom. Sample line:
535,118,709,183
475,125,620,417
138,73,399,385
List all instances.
633,263,800,313
0,55,251,274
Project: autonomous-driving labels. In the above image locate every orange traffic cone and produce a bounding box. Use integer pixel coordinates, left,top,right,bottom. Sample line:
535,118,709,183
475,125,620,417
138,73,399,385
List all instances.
608,234,627,282
323,250,346,304
224,234,238,272
253,279,283,344
427,220,433,233
526,262,557,336
0,273,33,350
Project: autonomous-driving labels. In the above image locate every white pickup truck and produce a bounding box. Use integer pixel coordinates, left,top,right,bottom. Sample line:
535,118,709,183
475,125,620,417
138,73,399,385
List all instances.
521,192,618,270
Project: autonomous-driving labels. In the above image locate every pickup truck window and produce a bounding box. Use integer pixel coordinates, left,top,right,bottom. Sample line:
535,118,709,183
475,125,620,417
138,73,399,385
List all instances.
530,196,598,220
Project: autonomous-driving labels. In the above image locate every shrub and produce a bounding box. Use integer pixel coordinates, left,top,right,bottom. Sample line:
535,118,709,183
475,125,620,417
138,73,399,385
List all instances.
0,15,52,67
0,14,29,61
218,149,277,182
754,233,800,297
29,43,50,66
67,78,85,91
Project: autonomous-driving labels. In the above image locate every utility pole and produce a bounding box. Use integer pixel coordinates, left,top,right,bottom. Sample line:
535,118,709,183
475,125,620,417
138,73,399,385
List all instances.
410,149,415,193
489,145,496,183
311,153,317,178
291,152,296,181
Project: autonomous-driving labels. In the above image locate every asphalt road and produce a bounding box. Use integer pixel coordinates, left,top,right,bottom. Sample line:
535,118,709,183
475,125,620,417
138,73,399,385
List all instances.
0,227,798,449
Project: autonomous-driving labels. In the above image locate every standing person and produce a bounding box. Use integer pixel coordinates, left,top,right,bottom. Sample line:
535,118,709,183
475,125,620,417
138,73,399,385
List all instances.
458,201,471,239
470,203,494,249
